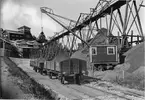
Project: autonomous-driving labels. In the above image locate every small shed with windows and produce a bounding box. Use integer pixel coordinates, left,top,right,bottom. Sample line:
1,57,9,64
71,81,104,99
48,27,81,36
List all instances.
90,45,118,64
72,28,120,74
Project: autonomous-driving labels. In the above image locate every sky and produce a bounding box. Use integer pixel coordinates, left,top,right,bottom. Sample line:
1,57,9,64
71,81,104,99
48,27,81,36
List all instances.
0,0,98,37
0,0,145,38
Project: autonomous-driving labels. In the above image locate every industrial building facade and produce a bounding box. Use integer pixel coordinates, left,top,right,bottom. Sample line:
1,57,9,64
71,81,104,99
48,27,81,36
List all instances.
2,26,33,40
0,26,40,58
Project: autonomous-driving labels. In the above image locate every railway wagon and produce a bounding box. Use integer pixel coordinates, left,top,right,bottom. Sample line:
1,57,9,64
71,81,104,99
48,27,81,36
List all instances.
59,58,87,84
42,50,69,77
31,58,87,84
34,58,45,73
90,45,119,71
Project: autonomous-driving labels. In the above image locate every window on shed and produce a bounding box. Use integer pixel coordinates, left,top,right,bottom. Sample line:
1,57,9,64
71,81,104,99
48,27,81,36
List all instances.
91,47,97,55
107,47,115,55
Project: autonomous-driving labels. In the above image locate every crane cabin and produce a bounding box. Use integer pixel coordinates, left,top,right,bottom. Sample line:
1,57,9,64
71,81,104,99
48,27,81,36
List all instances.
90,45,119,71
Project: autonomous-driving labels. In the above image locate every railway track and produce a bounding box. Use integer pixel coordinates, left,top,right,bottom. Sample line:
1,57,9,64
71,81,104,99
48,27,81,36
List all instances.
36,74,123,100
32,70,143,100
66,84,129,100
83,84,130,100
83,83,145,100
66,85,103,100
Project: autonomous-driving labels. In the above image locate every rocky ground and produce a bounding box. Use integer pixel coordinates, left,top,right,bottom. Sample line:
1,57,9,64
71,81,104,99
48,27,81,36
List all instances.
1,57,32,99
0,57,53,99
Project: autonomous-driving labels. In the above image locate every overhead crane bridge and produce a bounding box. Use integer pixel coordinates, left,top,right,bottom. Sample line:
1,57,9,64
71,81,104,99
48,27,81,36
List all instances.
38,0,144,60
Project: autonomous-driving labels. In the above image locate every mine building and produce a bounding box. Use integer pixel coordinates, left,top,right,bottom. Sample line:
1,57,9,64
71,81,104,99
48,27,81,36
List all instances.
3,26,33,41
12,40,41,58
0,26,40,58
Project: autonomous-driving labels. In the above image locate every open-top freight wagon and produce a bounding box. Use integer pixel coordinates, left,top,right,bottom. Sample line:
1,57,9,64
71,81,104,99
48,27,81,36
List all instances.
30,58,87,84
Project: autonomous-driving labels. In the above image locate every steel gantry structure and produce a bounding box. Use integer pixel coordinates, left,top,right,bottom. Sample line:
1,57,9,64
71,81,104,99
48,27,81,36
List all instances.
38,0,144,60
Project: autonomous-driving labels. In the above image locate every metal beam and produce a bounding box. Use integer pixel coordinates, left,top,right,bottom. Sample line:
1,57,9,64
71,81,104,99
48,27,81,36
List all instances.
133,0,144,37
126,0,143,35
117,9,124,28
43,12,89,46
43,0,131,42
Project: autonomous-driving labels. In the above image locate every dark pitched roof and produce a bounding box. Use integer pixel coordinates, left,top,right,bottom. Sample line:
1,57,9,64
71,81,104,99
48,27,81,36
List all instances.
18,25,31,29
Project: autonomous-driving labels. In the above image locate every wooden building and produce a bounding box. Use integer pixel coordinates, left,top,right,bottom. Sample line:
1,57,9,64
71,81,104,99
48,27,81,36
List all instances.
71,28,120,76
14,40,41,58
3,26,33,41
1,26,38,58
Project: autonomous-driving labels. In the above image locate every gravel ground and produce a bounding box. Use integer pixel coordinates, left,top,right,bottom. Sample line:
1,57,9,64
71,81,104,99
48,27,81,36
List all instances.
0,57,34,99
1,57,53,99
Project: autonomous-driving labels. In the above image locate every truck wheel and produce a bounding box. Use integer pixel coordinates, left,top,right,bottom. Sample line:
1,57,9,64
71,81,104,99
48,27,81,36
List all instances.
61,76,65,84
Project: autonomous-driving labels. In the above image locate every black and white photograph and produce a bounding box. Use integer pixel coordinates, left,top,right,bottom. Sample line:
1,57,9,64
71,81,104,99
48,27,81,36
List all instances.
0,0,145,99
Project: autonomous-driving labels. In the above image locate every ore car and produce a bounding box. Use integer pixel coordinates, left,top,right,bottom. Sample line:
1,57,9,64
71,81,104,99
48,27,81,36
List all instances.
59,58,87,84
31,58,87,84
30,46,87,84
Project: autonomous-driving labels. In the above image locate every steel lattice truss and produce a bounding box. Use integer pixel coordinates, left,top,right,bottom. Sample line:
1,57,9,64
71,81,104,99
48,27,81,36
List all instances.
36,0,144,60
